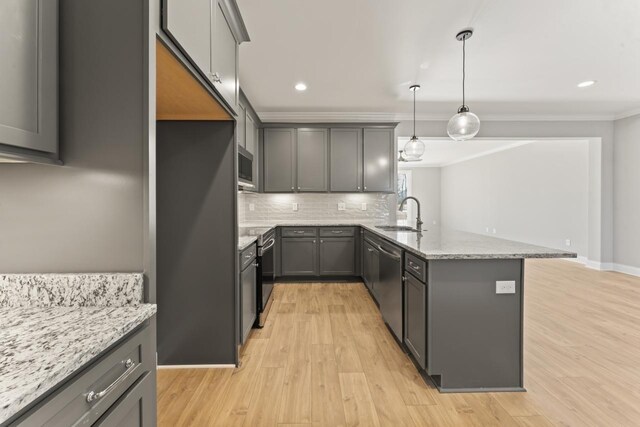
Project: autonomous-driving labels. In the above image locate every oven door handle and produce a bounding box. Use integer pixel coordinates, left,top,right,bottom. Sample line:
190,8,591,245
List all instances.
262,238,276,252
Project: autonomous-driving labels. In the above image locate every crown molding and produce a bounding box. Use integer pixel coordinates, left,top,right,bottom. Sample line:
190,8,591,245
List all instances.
257,111,617,123
614,108,640,121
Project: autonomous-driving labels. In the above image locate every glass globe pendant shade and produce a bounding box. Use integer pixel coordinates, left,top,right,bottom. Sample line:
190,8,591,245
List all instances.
403,136,425,159
447,105,480,141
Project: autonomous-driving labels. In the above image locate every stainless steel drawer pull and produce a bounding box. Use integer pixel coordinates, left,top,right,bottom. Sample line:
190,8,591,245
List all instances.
86,358,136,403
294,231,305,234
331,230,343,234
244,254,253,259
367,248,374,252
409,261,421,270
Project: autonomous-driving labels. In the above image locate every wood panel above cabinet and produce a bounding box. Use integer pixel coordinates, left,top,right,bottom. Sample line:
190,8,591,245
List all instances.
262,124,397,193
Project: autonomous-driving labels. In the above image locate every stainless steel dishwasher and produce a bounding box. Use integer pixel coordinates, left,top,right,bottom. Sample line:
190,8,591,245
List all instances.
376,240,403,342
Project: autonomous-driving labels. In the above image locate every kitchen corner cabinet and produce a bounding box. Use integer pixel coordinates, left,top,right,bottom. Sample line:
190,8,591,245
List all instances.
296,128,328,192
0,0,58,161
404,272,427,369
330,128,363,192
162,0,245,112
263,128,295,192
363,128,395,192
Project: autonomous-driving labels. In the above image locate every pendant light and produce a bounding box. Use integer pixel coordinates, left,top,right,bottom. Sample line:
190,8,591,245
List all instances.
404,84,425,159
447,29,480,141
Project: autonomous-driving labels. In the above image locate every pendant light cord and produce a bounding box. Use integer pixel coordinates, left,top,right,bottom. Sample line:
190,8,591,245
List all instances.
413,87,416,136
462,37,466,107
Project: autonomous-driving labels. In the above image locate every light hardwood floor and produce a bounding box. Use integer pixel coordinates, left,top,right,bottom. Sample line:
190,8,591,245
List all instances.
157,259,640,426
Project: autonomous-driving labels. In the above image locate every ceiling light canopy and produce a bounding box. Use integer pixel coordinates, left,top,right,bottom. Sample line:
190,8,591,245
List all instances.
294,82,307,91
403,84,426,160
577,80,596,88
447,29,480,141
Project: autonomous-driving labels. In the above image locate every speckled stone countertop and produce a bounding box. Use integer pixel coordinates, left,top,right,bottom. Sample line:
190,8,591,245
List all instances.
238,225,275,251
238,221,576,260
0,273,156,424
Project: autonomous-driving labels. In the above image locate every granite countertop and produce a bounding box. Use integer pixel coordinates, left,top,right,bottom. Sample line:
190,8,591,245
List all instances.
238,221,576,260
238,225,276,251
0,273,156,424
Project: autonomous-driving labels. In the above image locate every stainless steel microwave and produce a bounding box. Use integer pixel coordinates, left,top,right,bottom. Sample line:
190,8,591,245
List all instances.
238,146,254,189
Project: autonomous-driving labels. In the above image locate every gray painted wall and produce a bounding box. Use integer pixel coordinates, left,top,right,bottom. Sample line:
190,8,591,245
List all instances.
400,167,441,227
440,141,590,257
0,0,145,273
396,119,614,264
613,114,640,269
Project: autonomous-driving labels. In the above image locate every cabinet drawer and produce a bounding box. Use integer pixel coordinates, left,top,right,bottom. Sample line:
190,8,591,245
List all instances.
240,243,257,270
281,227,317,238
405,252,427,283
13,321,154,427
319,227,355,237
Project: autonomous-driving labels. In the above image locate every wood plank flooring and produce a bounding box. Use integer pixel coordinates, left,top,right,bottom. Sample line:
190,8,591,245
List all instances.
157,259,640,426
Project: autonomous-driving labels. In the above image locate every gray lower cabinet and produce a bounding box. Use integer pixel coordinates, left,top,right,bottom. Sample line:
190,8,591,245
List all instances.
363,128,395,192
11,319,156,427
330,128,362,192
296,128,328,192
263,128,295,192
0,0,58,159
281,237,318,276
363,239,380,298
319,237,356,276
404,273,427,370
240,251,257,344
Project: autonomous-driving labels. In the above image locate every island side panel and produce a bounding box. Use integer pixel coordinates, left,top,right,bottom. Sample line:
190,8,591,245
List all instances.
427,258,524,392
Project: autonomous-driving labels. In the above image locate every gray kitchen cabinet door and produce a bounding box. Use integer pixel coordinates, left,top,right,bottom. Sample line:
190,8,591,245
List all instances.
0,0,58,154
236,102,246,148
211,0,238,111
245,113,256,155
296,128,328,192
281,237,318,276
264,128,295,192
330,128,362,192
240,262,257,344
94,372,155,427
162,0,211,78
363,128,395,192
319,237,356,276
404,273,427,369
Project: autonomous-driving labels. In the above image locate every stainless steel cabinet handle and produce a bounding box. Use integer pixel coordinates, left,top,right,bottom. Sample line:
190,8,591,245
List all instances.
253,262,259,267
294,231,305,234
245,254,253,259
313,240,316,243
86,359,136,403
409,261,421,270
262,238,276,252
210,72,222,83
320,240,324,243
367,248,374,252
331,230,343,234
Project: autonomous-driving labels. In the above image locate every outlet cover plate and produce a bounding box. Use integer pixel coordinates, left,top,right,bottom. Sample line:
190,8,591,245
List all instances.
496,280,516,294
338,202,346,211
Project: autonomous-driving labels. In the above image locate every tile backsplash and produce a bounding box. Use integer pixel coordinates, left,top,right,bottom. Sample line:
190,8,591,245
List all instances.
238,192,396,223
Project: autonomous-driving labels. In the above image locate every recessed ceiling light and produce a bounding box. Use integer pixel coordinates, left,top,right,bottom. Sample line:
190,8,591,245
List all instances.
577,80,596,88
295,82,307,91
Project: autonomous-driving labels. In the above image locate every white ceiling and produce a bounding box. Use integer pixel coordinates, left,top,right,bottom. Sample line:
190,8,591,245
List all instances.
236,0,640,120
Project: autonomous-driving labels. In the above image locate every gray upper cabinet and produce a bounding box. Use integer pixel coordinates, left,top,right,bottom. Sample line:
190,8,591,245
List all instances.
363,128,395,192
245,113,256,155
330,128,362,192
211,0,238,111
296,128,328,192
0,0,58,158
162,0,212,79
263,128,295,192
236,102,246,148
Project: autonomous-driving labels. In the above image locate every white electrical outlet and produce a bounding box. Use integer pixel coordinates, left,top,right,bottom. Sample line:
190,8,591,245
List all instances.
361,203,367,211
565,239,571,247
433,220,437,225
485,227,490,233
492,228,497,234
249,203,255,211
496,280,516,294
292,203,298,211
338,202,346,211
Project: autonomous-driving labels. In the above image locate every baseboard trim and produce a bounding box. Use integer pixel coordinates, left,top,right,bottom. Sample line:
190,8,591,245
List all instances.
568,257,640,277
158,364,236,369
612,263,640,277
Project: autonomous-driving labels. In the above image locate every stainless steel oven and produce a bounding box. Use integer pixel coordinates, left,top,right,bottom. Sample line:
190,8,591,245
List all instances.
256,229,275,327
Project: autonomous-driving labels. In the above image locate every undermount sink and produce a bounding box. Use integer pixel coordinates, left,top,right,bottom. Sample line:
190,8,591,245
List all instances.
376,225,420,232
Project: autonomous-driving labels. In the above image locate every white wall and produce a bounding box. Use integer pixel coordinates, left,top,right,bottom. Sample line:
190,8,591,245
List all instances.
613,114,640,271
402,167,441,226
440,141,590,257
